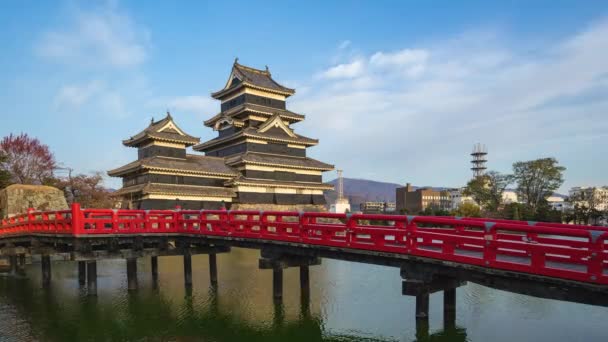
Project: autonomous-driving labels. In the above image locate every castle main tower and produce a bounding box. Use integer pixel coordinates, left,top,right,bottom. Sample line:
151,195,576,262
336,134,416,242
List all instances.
193,59,334,210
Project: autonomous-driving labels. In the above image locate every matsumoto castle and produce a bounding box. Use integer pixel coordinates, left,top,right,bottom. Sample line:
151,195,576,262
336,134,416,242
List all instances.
108,60,335,211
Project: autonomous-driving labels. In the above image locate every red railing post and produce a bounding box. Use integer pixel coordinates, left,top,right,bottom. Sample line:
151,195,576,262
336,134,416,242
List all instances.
405,216,417,254
483,222,497,267
588,230,605,283
27,208,34,234
71,203,83,235
346,213,355,247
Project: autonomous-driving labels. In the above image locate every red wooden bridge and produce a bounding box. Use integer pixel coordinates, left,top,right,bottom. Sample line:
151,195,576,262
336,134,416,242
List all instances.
1,203,607,286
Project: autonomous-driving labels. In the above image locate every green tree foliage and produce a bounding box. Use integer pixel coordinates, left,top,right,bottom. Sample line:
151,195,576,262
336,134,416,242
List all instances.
512,158,565,213
451,202,481,218
463,171,512,212
420,206,451,216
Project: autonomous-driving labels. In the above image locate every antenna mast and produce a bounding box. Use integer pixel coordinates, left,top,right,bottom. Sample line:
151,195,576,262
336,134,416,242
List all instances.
470,143,488,178
337,169,344,201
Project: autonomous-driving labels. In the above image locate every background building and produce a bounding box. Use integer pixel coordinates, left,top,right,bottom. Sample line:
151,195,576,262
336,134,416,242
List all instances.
449,188,477,210
568,187,608,211
396,183,451,213
360,201,395,213
547,195,566,211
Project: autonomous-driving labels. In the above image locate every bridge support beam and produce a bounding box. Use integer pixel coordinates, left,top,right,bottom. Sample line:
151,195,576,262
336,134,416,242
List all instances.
86,260,97,296
259,250,321,307
401,263,465,333
78,261,86,286
444,288,456,330
126,258,138,291
300,265,310,300
209,253,218,288
41,255,51,288
183,252,192,288
272,266,283,300
415,292,429,320
9,255,18,275
151,256,158,285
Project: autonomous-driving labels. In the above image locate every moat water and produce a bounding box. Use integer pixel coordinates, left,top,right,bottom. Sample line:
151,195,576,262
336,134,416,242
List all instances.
0,248,606,342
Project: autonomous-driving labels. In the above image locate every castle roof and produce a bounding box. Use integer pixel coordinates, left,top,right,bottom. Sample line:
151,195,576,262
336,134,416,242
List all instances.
225,176,334,190
211,60,295,99
225,152,334,171
107,154,237,178
123,113,200,147
204,103,305,127
193,126,318,152
112,183,236,198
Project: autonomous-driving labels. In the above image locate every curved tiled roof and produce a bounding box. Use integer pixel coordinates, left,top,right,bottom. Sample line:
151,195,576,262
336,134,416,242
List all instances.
225,152,334,171
193,127,318,152
204,103,305,127
112,183,236,198
107,155,238,177
226,176,334,190
212,61,295,99
123,113,200,147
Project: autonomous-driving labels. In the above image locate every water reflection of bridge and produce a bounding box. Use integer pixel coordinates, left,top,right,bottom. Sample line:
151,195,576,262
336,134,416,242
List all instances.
1,204,607,340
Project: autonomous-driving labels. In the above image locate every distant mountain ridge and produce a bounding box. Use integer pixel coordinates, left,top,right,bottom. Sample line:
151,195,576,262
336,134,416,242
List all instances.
324,178,402,209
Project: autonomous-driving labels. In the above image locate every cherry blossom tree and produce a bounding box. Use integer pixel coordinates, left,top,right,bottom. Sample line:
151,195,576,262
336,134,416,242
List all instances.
0,133,57,185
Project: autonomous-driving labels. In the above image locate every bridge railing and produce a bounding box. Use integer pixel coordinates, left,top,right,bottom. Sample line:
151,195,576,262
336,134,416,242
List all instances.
0,204,606,285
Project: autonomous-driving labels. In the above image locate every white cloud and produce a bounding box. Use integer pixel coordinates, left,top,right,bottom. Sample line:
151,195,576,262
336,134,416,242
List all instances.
318,59,366,79
370,49,429,77
292,19,608,191
167,96,217,116
36,3,148,68
53,80,131,118
54,80,104,109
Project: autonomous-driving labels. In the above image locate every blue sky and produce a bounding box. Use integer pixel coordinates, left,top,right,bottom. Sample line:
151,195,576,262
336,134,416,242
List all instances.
1,0,607,192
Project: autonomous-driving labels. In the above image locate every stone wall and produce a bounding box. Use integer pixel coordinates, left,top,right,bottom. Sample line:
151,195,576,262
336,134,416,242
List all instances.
0,184,68,218
229,203,327,212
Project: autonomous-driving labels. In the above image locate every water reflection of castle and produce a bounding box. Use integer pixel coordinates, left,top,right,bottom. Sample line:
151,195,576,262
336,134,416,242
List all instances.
109,60,334,210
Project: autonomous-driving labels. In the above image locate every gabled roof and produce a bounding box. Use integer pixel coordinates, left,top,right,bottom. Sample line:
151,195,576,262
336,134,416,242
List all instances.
192,127,319,152
123,112,200,147
225,152,334,171
204,103,305,127
212,59,295,99
257,114,297,138
107,154,238,177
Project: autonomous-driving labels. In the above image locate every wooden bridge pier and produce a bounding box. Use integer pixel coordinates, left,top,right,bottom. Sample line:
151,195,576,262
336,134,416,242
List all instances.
174,241,230,289
86,260,97,296
78,261,86,286
401,264,465,334
41,255,51,288
126,258,138,291
151,256,159,286
259,250,321,304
